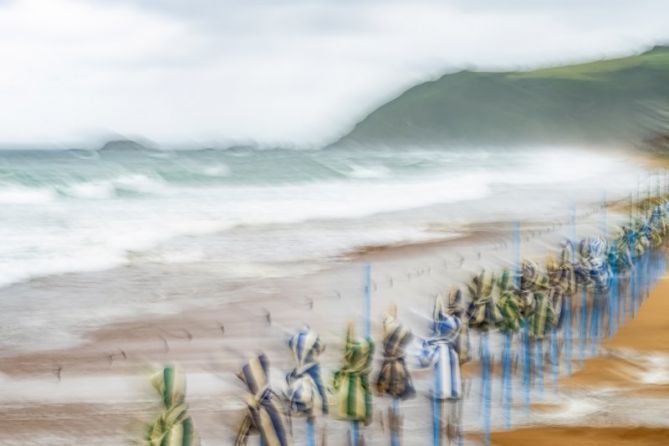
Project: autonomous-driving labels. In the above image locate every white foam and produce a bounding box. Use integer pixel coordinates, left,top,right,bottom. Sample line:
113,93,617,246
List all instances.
62,181,115,199
347,164,391,179
200,164,230,177
0,186,55,204
537,395,600,421
640,355,669,385
112,173,169,195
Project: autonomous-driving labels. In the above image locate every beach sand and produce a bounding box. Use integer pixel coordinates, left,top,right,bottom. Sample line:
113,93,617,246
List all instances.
0,217,577,445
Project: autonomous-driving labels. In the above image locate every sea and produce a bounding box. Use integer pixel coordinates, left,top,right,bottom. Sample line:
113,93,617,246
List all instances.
0,145,654,290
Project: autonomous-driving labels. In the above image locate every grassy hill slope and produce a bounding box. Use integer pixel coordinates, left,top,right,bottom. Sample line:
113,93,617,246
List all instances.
333,46,669,148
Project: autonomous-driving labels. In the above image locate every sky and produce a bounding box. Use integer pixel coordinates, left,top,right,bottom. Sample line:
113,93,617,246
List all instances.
1,0,669,148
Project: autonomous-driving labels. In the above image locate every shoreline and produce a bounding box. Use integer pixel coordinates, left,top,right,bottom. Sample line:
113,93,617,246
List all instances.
0,214,587,444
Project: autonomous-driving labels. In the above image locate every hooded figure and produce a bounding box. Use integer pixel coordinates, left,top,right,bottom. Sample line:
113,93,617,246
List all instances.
375,308,416,400
285,328,328,417
419,295,462,400
578,237,610,292
332,323,374,424
144,366,200,446
235,354,291,446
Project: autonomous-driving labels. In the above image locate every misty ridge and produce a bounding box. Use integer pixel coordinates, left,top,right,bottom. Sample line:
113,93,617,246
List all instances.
332,45,669,151
44,45,669,155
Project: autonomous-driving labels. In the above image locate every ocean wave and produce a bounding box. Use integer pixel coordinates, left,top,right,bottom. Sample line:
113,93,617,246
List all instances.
0,147,650,289
346,164,392,179
111,173,169,195
199,163,230,177
58,174,169,199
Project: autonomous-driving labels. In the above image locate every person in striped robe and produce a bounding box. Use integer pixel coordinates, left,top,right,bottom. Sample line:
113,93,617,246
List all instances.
577,237,610,292
634,218,651,257
419,295,462,400
528,286,557,340
558,240,578,297
546,257,568,328
623,221,647,260
445,288,470,364
466,270,503,332
610,227,634,273
375,306,415,400
649,205,667,248
519,259,556,340
332,322,374,424
496,270,521,334
235,354,291,446
144,366,200,446
285,327,328,417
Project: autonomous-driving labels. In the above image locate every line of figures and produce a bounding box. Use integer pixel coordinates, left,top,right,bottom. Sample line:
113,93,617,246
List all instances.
142,198,669,446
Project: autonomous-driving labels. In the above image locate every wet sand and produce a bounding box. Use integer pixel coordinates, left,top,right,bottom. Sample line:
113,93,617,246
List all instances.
491,426,669,446
489,265,669,445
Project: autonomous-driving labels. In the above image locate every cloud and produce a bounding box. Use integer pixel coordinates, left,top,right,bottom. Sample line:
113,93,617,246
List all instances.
1,0,669,147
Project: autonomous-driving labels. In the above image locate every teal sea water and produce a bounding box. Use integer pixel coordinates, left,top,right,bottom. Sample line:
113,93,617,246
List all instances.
0,146,650,288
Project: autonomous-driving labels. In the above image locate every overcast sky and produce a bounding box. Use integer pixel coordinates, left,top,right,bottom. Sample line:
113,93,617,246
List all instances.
1,0,668,148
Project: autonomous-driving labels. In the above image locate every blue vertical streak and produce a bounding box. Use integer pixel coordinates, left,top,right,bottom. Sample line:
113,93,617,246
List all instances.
601,191,607,235
566,202,576,377
590,291,599,356
433,358,441,446
522,320,530,411
550,327,558,387
535,339,543,399
363,262,371,338
608,275,617,338
481,331,490,446
564,295,572,375
502,331,512,428
630,260,636,318
391,399,400,446
513,222,520,289
351,262,371,446
306,418,315,446
579,287,587,365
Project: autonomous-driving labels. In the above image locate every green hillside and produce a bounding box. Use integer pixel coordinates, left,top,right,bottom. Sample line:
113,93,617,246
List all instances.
333,46,669,148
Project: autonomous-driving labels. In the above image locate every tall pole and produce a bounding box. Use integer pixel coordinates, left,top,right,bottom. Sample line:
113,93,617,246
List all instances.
364,263,371,338
481,330,490,446
351,263,372,446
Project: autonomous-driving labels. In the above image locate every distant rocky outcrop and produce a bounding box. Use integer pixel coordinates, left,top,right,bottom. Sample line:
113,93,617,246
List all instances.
99,139,153,152
644,132,669,154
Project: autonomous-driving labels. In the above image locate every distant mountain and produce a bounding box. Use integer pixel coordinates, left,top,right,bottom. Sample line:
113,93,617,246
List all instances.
333,46,669,148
